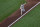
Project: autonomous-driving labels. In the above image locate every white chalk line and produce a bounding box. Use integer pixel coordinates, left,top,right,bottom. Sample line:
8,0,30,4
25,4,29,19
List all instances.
8,2,40,27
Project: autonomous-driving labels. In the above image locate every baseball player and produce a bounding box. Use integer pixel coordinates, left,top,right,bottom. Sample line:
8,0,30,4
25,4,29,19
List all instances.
20,3,26,15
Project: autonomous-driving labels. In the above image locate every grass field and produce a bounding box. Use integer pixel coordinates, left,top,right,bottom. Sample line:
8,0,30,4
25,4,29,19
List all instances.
0,0,26,22
11,4,40,27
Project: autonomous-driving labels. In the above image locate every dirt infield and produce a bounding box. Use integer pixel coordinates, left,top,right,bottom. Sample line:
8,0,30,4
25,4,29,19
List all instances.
0,0,39,27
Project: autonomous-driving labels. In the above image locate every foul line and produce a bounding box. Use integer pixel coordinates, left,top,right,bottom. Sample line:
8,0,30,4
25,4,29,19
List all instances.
8,2,40,27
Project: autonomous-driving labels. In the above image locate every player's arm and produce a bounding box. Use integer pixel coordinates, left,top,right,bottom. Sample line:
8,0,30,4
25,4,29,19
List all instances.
23,3,26,5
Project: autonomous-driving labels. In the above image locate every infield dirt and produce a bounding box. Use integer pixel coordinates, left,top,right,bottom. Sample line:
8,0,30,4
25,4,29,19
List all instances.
0,0,39,27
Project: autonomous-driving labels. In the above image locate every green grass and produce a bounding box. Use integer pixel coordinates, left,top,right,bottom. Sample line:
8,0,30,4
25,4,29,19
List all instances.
0,0,26,22
11,4,40,27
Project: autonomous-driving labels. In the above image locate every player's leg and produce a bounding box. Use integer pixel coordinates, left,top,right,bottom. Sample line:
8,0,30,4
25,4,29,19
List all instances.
22,9,25,12
21,9,22,15
21,9,25,15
